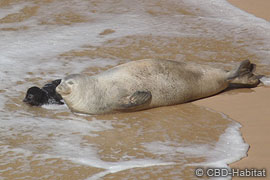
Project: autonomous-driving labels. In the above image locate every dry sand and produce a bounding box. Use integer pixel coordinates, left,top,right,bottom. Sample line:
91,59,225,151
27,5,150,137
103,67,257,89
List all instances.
194,2,270,179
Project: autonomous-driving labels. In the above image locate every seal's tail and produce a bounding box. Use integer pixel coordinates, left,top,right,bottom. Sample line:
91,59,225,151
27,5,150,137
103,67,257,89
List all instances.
228,60,260,88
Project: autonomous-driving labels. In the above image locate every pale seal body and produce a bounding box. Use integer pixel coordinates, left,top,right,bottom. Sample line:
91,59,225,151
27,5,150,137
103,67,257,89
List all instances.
56,59,259,115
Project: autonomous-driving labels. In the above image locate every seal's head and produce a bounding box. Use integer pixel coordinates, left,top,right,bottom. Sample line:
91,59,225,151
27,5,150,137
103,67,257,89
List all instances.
23,86,47,106
56,74,86,111
56,74,81,97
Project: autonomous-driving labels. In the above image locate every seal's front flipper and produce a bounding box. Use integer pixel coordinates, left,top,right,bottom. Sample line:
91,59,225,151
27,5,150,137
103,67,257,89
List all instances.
117,91,152,111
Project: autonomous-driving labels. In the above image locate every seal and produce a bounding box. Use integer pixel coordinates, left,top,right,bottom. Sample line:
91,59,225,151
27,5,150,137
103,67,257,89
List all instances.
56,59,259,115
24,79,64,106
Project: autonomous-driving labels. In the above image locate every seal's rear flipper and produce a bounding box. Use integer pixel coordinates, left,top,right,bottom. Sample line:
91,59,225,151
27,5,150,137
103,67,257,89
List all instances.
116,91,152,111
228,60,260,88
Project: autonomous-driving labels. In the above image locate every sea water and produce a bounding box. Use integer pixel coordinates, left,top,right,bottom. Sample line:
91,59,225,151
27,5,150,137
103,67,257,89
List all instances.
0,0,270,179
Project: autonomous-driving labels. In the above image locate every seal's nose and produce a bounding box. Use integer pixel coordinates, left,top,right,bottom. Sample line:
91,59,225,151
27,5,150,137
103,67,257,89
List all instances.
56,85,61,93
56,82,65,93
56,83,70,95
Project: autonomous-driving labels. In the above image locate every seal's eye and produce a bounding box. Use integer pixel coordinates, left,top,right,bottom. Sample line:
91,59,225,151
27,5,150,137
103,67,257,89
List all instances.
28,94,34,99
67,80,74,85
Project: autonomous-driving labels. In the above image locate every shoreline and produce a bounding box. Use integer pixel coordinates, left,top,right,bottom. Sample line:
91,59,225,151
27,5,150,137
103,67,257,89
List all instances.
194,86,270,179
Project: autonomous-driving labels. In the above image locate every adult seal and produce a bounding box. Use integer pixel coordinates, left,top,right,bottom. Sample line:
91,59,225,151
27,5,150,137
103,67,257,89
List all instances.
56,59,259,115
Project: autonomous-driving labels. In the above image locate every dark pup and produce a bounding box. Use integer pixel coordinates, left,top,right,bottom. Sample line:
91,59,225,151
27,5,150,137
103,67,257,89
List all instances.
23,79,64,106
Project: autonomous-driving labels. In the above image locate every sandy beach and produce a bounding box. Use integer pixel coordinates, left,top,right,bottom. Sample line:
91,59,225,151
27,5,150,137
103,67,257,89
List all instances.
0,0,269,179
194,87,270,177
194,1,270,177
228,0,270,21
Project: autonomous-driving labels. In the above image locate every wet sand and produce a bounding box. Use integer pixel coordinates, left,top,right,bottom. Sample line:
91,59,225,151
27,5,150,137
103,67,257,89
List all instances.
194,86,270,178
